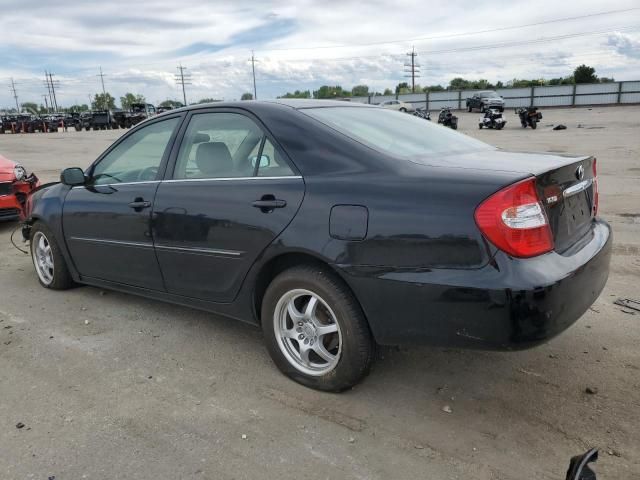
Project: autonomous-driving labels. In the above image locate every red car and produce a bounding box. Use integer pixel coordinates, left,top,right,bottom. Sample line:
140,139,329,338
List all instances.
0,154,39,221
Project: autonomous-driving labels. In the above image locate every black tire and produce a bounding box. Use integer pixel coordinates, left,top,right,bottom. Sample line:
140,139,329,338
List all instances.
468,104,472,112
478,124,483,129
85,126,90,131
399,107,407,112
531,120,537,130
30,222,75,290
261,265,375,392
496,123,504,130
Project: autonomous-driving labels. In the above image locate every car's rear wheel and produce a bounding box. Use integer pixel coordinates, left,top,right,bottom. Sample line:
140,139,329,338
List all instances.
261,265,374,392
399,107,407,112
468,105,472,112
30,223,75,290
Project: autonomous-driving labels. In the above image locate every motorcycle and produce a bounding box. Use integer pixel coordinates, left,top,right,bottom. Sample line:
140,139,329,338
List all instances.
413,108,431,121
479,108,506,130
437,107,458,129
516,106,543,129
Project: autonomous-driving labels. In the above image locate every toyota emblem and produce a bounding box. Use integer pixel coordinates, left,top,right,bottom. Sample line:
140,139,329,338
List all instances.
576,165,584,181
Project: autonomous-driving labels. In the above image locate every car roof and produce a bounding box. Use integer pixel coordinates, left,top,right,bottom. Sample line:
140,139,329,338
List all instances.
164,99,373,116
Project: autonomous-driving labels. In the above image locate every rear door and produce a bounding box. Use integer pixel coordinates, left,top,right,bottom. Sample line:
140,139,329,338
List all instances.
152,109,305,303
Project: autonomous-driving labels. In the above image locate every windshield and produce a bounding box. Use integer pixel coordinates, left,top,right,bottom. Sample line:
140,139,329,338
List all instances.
302,106,494,159
479,91,500,98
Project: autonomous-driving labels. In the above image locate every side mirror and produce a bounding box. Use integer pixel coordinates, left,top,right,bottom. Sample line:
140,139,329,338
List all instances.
60,167,86,186
250,154,271,168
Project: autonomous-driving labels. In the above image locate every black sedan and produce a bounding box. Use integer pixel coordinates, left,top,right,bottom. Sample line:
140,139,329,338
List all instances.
23,100,611,391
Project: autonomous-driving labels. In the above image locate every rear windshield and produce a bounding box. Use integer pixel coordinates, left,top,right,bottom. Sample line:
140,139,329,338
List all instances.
302,107,493,158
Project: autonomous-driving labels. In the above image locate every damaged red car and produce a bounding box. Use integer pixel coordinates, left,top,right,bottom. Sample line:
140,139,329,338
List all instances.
0,154,39,221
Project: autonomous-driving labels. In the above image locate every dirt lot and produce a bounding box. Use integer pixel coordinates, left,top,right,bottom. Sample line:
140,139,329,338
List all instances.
1,106,639,479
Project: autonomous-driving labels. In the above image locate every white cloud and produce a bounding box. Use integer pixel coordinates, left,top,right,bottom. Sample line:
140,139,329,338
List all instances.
1,0,639,107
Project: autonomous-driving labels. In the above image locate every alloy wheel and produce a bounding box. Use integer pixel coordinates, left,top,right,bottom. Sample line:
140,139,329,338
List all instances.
273,289,342,376
32,232,54,285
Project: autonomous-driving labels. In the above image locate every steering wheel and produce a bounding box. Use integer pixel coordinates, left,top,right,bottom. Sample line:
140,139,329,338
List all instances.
137,166,158,181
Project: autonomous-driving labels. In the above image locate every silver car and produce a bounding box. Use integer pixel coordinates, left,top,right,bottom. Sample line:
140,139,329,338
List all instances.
379,100,415,113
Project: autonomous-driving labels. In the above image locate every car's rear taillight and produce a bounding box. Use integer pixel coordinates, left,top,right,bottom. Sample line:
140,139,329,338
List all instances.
592,158,599,216
474,178,553,258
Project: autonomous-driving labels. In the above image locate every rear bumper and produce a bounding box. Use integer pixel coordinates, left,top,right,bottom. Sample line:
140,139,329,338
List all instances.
336,219,611,349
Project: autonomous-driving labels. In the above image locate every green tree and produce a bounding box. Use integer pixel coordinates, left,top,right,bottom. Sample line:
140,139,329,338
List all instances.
599,77,615,83
351,85,369,97
313,85,349,99
383,88,393,96
120,93,145,110
158,100,184,109
448,77,470,90
21,102,39,113
66,104,90,112
278,90,311,98
92,93,116,110
423,85,445,92
241,93,254,100
574,64,597,84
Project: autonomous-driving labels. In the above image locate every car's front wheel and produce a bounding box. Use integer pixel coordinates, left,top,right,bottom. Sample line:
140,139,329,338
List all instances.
30,223,75,290
261,265,374,392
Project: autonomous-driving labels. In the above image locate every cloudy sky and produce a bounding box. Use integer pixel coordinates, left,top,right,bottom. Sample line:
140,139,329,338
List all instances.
1,0,639,109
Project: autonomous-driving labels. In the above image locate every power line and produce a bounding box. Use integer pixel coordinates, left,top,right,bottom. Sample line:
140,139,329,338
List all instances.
404,47,420,93
175,64,192,105
257,7,640,52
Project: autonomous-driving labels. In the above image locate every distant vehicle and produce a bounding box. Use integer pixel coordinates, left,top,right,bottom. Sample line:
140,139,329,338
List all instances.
437,107,458,129
0,153,39,221
479,108,506,130
379,99,415,112
114,103,157,129
22,100,610,391
467,91,505,112
157,106,174,114
90,110,118,130
516,106,543,129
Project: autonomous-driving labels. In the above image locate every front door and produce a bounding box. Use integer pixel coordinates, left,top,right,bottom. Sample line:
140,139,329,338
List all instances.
62,116,181,290
152,110,305,303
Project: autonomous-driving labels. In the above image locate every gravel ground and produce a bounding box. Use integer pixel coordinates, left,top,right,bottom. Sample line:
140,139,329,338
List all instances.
0,106,638,480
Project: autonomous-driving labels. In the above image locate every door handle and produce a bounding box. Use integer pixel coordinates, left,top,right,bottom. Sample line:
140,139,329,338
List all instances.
128,198,151,211
252,195,287,212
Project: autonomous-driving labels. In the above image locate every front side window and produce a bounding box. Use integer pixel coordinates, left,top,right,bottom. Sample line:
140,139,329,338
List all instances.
91,117,179,185
303,107,493,159
173,112,294,179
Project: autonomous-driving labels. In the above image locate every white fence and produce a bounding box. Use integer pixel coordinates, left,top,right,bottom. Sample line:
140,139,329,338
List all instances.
349,81,640,111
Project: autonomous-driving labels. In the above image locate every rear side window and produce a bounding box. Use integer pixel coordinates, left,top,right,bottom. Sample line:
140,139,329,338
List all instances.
173,112,295,179
303,107,493,159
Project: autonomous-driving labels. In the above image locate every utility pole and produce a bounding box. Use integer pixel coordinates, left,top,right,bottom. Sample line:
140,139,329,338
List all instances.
97,66,106,95
250,51,257,99
404,46,420,93
175,64,191,106
48,72,59,112
44,71,54,111
9,77,19,111
97,66,107,109
42,95,50,113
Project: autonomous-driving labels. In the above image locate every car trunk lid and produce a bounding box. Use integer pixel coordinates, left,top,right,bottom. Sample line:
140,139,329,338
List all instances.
535,156,597,253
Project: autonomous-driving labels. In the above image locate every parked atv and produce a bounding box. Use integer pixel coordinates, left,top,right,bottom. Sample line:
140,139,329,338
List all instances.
413,108,431,121
516,106,542,129
437,107,458,129
479,109,506,130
